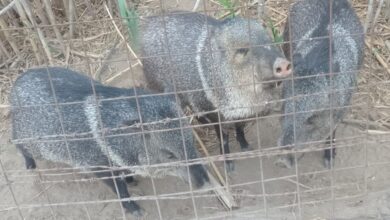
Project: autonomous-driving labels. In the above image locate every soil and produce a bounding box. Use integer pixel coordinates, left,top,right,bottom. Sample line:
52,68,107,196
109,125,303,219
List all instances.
1,0,389,220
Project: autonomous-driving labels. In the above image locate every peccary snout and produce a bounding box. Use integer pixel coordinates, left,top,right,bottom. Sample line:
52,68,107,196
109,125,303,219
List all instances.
189,164,210,188
273,57,292,78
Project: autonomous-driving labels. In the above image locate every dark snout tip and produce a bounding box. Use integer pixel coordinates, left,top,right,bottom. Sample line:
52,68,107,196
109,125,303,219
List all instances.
189,164,210,188
274,57,292,78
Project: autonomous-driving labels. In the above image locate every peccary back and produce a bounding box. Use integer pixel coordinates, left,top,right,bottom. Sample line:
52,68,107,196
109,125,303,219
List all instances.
11,67,209,216
279,0,364,167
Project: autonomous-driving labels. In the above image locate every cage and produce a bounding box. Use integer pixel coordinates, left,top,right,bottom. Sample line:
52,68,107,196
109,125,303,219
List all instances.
0,0,389,219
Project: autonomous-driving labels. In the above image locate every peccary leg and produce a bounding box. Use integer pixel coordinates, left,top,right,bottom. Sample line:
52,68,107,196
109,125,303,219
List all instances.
23,154,36,169
324,129,337,169
215,125,234,172
235,123,250,151
197,114,234,172
123,171,138,186
17,146,36,169
94,169,143,217
125,176,137,186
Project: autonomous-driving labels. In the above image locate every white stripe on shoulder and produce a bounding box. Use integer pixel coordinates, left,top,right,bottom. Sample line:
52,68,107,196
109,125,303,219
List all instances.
84,96,125,166
196,25,214,102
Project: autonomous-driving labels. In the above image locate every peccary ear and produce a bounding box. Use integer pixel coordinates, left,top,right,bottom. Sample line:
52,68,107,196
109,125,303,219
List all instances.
232,47,250,65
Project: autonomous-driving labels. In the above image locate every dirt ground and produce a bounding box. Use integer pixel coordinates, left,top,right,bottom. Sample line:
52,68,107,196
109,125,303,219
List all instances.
0,0,390,220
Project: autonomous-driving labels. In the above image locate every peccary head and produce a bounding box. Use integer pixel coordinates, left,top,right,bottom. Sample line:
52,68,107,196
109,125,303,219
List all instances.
217,18,291,80
208,17,292,119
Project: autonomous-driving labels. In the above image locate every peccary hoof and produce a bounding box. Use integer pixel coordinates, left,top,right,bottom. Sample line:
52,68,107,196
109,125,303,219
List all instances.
240,145,253,152
124,201,144,218
226,160,235,172
125,176,138,186
324,158,335,169
25,157,36,169
275,155,294,169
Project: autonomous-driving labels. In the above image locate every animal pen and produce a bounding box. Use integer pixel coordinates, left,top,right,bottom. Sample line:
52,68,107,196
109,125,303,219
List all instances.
0,0,389,219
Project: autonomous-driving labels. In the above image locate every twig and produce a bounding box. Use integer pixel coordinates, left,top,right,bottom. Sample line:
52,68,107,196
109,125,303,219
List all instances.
103,63,141,84
0,0,15,16
192,0,201,11
103,2,143,67
285,178,312,190
68,49,103,59
0,18,19,56
13,0,42,64
193,129,238,209
367,130,390,134
372,0,385,30
192,130,226,186
365,40,390,75
68,0,75,39
364,0,375,32
207,170,238,210
19,0,53,65
342,118,388,130
0,40,10,59
43,0,67,55
95,39,120,81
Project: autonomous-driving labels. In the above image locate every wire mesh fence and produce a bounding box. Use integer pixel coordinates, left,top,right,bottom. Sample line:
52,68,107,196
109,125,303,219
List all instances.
0,0,389,219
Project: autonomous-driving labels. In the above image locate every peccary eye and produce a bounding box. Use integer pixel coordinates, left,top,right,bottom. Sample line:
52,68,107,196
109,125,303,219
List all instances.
162,149,177,160
122,119,140,127
236,48,249,56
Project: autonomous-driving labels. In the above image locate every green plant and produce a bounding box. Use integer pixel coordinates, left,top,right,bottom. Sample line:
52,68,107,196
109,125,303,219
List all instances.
268,19,283,44
217,0,236,17
118,0,140,52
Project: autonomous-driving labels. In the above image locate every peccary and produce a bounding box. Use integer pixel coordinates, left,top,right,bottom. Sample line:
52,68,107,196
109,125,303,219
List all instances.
10,67,209,217
140,12,292,171
278,0,364,168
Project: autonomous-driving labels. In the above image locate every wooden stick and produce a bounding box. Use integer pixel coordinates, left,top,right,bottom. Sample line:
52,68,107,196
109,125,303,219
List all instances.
19,0,53,65
14,0,42,64
364,0,374,32
193,130,226,185
43,0,66,55
95,39,120,81
35,0,49,26
0,0,15,16
68,0,75,39
103,3,143,67
372,0,384,31
365,40,390,75
0,18,19,56
192,0,201,11
192,130,238,209
0,38,11,59
207,170,238,210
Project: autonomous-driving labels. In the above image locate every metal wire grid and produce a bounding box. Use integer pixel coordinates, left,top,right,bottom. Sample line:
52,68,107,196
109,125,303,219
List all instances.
0,0,388,219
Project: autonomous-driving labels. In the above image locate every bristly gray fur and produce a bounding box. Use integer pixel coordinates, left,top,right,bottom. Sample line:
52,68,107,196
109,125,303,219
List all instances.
10,67,209,184
280,0,364,148
140,11,286,120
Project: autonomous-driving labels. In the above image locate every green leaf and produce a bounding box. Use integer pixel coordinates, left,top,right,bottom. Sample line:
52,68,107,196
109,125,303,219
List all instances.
118,0,140,52
268,19,284,44
217,0,235,17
